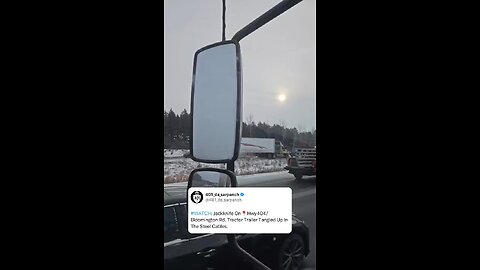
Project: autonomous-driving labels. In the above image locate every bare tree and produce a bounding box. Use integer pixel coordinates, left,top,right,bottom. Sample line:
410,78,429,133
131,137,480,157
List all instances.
279,120,287,143
246,114,254,137
297,124,305,133
311,127,316,147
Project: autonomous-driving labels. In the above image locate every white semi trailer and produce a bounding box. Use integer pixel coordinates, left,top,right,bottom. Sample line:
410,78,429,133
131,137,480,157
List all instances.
239,137,288,158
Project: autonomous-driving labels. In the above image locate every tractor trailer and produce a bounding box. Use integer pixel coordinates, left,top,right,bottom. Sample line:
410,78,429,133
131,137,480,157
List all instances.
239,138,289,158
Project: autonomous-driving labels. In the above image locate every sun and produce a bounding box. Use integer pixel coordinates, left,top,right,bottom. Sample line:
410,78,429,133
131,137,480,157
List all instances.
278,94,286,102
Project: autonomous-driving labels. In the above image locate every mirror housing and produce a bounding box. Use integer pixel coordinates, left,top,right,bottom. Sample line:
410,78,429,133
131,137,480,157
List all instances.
190,40,242,163
187,168,237,189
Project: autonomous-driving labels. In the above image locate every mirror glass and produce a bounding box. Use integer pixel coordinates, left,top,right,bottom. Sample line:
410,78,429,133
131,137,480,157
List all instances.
189,170,233,188
191,41,242,162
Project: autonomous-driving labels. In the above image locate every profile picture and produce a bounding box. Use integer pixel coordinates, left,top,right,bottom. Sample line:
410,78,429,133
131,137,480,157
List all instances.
191,191,203,204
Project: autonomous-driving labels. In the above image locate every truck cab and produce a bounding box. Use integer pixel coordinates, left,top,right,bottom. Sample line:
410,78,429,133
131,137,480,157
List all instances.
275,141,289,158
285,147,316,180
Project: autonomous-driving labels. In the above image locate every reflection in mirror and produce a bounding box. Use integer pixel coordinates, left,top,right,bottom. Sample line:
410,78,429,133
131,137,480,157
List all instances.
190,171,232,188
191,41,242,162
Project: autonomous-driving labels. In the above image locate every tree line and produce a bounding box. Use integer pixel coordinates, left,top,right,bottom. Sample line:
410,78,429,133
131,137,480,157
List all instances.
164,109,316,150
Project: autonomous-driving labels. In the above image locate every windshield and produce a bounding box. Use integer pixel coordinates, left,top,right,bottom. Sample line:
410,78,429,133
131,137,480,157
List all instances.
164,0,316,269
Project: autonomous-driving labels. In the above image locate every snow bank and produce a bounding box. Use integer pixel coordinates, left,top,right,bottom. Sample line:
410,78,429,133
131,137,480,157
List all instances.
164,149,189,158
163,153,288,184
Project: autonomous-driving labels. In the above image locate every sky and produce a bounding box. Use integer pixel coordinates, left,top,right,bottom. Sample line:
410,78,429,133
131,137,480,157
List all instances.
164,0,316,131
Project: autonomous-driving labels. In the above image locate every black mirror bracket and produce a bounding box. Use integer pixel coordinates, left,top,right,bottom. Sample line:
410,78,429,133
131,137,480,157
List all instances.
227,161,234,174
227,235,271,270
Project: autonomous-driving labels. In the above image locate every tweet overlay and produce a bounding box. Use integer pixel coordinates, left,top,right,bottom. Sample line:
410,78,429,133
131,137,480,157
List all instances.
188,187,292,234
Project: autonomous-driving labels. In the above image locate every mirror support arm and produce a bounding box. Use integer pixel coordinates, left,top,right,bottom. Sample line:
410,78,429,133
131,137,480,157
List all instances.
227,161,234,172
231,0,303,42
227,235,271,270
226,165,268,269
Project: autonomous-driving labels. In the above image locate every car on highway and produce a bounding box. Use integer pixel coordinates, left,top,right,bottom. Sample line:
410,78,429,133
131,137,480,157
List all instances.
164,185,310,270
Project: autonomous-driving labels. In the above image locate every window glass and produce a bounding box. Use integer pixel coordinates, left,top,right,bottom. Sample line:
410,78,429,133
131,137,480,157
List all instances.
178,204,207,239
164,206,179,243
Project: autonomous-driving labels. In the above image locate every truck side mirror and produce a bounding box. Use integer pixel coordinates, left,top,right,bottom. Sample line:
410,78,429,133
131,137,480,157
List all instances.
187,168,237,189
190,40,242,163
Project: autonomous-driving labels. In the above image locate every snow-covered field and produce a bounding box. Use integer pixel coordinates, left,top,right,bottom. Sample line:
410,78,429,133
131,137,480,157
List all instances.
164,149,189,158
164,149,288,184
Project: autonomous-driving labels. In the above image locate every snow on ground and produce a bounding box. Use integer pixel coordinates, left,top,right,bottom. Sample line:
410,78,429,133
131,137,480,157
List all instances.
164,149,189,158
164,171,293,187
164,150,288,184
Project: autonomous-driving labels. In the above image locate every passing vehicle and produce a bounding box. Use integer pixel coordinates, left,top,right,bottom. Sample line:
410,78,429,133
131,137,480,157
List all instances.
284,147,316,180
164,186,310,270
